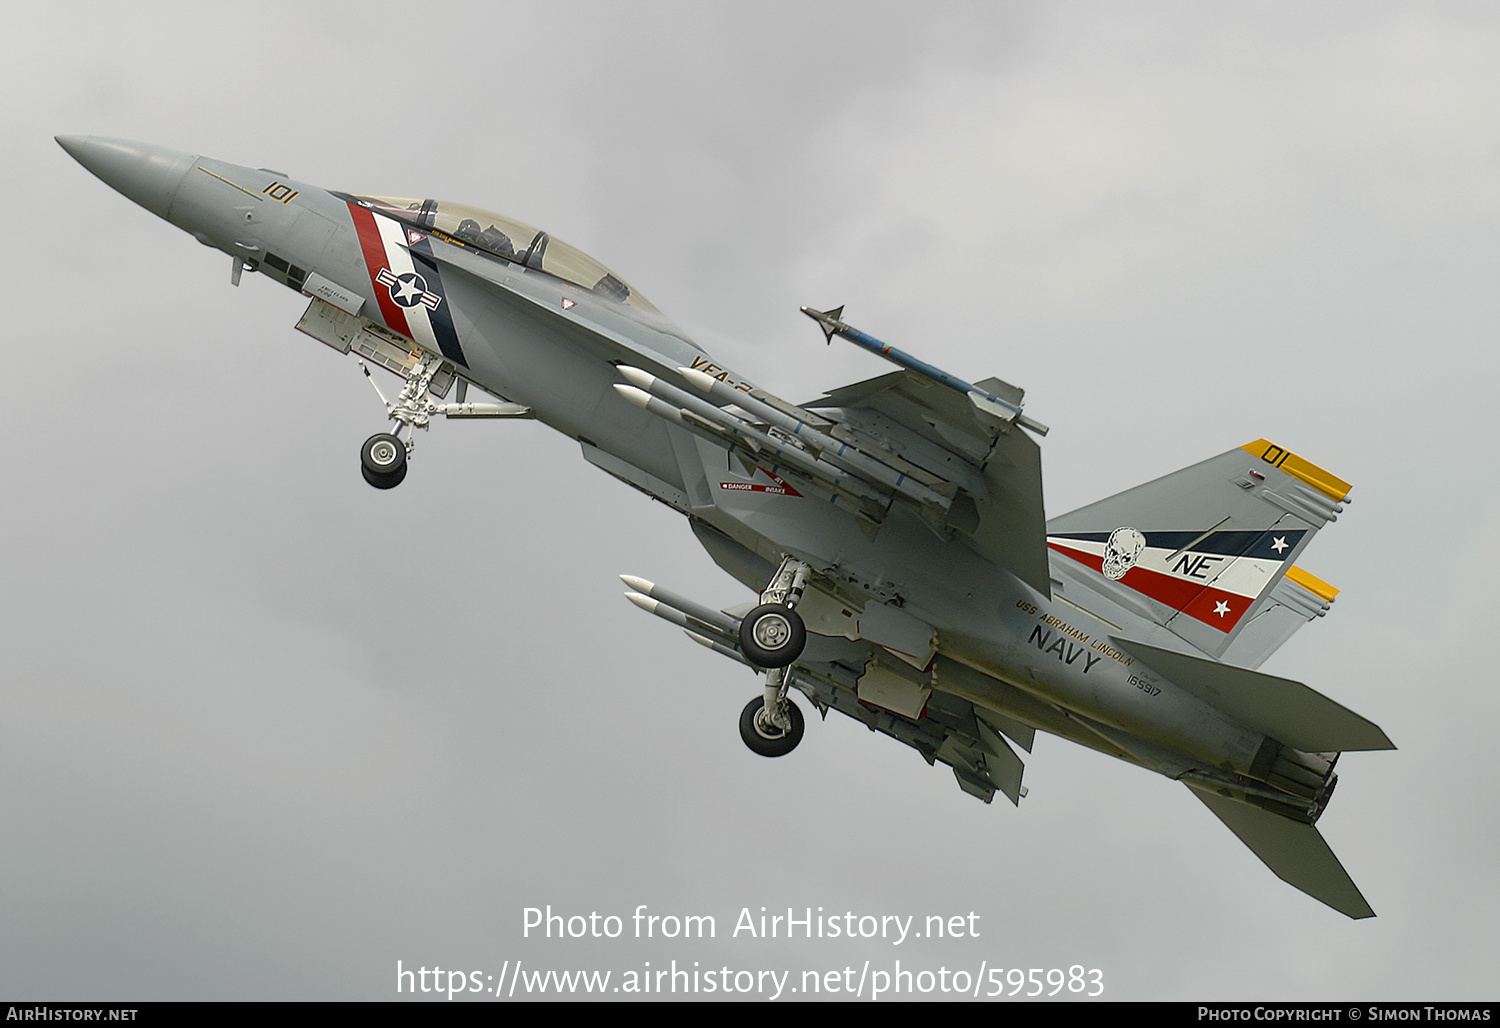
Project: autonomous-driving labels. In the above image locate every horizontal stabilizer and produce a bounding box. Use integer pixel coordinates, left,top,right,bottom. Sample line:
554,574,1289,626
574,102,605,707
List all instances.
1187,782,1375,919
1117,637,1394,753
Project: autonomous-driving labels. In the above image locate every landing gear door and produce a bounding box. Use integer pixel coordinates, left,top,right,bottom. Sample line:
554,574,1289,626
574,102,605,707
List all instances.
296,298,454,398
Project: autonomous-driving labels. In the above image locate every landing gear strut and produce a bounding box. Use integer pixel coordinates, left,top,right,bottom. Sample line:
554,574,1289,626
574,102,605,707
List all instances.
353,352,533,490
738,556,812,668
356,353,444,490
737,555,815,757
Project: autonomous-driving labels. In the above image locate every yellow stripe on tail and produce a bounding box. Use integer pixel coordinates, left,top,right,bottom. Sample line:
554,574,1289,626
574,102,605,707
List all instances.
1285,565,1339,603
1240,440,1351,502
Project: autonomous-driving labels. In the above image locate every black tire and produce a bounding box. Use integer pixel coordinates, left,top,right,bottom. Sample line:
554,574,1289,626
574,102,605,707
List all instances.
360,433,407,476
739,696,804,758
362,462,407,490
738,604,806,668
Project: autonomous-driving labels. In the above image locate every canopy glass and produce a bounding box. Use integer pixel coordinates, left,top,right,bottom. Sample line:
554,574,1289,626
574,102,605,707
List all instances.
350,194,658,313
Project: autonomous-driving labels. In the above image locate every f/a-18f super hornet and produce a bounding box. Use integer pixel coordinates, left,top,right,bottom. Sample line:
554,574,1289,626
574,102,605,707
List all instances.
58,135,1393,918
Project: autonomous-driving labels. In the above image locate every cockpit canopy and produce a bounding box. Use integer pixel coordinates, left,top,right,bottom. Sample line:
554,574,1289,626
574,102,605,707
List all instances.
348,194,658,313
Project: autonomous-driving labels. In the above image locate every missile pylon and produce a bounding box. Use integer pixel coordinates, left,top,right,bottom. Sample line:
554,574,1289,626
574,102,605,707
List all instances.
612,368,892,517
674,364,956,512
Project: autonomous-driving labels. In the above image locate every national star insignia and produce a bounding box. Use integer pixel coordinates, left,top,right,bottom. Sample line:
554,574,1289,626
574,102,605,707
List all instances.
1271,536,1289,554
1214,600,1232,617
393,273,429,304
393,275,423,304
376,267,442,311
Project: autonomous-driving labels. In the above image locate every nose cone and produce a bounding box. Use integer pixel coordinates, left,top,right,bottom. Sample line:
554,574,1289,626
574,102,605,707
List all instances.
56,135,198,220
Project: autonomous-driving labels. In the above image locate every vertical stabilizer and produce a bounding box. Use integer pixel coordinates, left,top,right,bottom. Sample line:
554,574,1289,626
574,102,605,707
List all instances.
1045,441,1349,659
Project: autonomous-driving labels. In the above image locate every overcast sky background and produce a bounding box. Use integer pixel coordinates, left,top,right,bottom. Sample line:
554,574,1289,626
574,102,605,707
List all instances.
4,0,1498,1002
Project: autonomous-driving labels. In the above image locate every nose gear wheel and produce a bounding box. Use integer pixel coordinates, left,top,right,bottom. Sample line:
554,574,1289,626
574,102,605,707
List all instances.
360,432,408,489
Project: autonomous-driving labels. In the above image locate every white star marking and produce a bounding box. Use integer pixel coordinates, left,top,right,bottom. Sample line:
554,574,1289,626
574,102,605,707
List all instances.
1271,536,1289,554
1214,600,1231,617
393,276,423,304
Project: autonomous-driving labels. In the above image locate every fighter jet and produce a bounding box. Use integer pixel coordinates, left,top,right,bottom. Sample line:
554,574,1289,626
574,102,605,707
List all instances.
58,136,1393,918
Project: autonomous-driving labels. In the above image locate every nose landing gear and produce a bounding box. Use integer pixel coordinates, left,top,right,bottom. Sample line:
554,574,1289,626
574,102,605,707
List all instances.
359,432,408,489
354,353,440,490
353,351,532,490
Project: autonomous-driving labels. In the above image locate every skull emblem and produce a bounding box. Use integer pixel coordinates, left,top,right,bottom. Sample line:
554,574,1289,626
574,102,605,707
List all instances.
1102,527,1146,580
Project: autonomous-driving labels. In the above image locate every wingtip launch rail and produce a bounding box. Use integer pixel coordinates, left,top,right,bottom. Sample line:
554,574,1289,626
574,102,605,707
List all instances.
800,305,1051,437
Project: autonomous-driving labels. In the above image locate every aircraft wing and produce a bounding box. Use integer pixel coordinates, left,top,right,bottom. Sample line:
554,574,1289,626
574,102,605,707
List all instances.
803,369,1051,594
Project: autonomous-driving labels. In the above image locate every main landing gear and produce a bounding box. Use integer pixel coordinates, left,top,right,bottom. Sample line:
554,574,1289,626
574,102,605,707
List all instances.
736,556,813,757
738,555,810,668
739,694,804,757
618,559,816,759
739,604,806,668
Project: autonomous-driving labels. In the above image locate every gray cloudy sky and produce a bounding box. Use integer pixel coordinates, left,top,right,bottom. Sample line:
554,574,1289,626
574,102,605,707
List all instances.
4,0,1498,1002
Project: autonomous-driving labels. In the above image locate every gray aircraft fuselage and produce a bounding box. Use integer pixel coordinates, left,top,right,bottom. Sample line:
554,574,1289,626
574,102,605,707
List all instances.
57,137,1282,794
